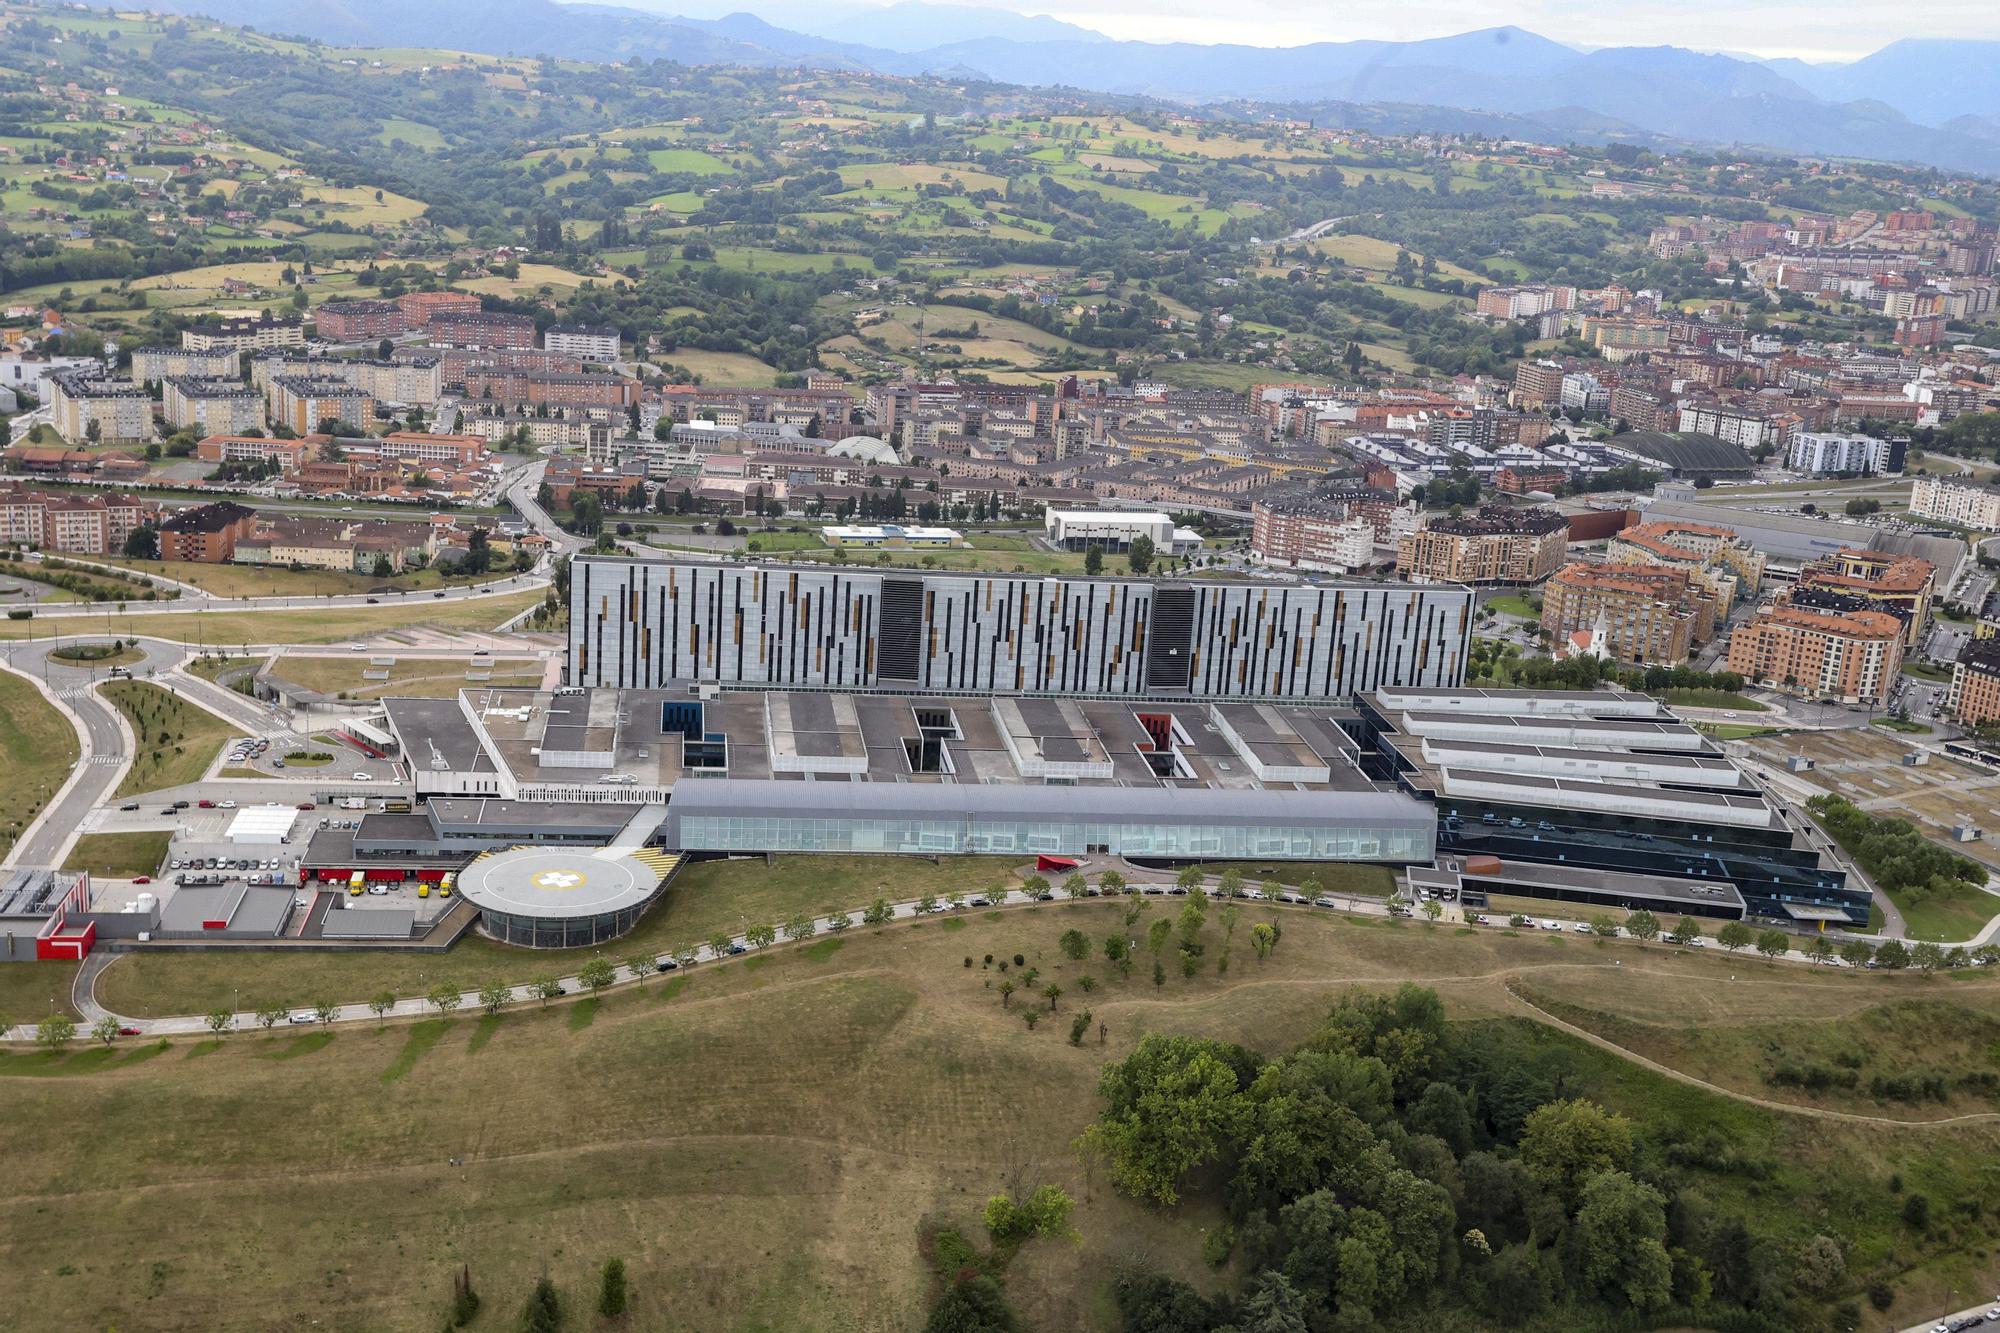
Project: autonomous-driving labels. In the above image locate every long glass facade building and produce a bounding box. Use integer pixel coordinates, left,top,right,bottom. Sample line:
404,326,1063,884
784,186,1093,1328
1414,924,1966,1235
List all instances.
663,779,1435,863
569,557,1473,700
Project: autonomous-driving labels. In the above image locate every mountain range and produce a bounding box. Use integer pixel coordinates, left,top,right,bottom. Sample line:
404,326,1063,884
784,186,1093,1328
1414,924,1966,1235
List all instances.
147,0,2000,175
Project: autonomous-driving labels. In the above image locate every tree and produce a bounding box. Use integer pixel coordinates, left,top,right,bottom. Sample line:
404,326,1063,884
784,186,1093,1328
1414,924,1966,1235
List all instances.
123,524,158,559
1059,929,1090,960
522,1275,562,1333
91,1015,121,1046
1806,936,1835,966
314,998,339,1026
205,1008,236,1037
1572,1171,1673,1309
1080,1033,1251,1204
1754,930,1790,960
1083,544,1104,576
1420,898,1443,925
1875,939,1910,970
38,1013,76,1052
984,1184,1079,1245
255,1003,286,1031
1520,1099,1633,1208
479,979,513,1015
707,931,732,959
1716,921,1753,953
1911,940,1945,973
1061,873,1089,900
1668,916,1702,946
624,952,655,985
862,897,892,926
1217,867,1243,900
826,910,853,934
746,922,776,950
1840,940,1874,969
530,977,563,1008
598,1257,627,1318
1043,983,1063,1011
1103,934,1131,976
1127,533,1155,574
1589,914,1618,938
367,992,395,1027
916,894,940,915
428,983,463,1016
783,913,816,942
1099,870,1128,897
997,979,1017,1008
1147,917,1173,959
671,943,700,970
579,957,616,993
1624,910,1660,942
1249,922,1278,961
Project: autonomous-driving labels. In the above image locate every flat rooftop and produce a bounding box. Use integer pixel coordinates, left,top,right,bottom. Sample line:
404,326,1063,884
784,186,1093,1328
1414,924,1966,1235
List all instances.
448,687,1383,795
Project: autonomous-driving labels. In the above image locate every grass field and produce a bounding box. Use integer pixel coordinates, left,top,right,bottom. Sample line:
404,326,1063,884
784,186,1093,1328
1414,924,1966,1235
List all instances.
650,349,783,385
92,558,522,600
1660,688,1769,711
1894,884,1999,944
96,854,1025,1018
267,656,545,700
0,666,82,860
25,903,2000,1329
1483,593,1540,618
0,589,545,647
62,830,171,879
101,681,239,796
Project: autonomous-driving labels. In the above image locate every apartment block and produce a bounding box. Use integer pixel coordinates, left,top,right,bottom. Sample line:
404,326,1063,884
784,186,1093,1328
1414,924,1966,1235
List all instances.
163,376,264,436
428,311,537,349
47,371,151,445
1540,562,1710,665
129,345,240,383
543,323,621,361
394,290,483,330
313,299,411,341
157,500,258,563
270,375,371,436
1251,493,1381,573
1395,507,1569,586
1911,476,2000,530
0,486,155,554
1726,603,1903,705
1949,638,2000,727
1787,431,1905,476
1606,519,1764,617
252,353,442,407
181,314,305,353
1796,548,1935,646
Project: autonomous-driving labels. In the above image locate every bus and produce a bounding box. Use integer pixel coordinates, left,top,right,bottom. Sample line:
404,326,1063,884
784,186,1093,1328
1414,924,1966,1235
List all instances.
439,871,455,899
349,870,365,896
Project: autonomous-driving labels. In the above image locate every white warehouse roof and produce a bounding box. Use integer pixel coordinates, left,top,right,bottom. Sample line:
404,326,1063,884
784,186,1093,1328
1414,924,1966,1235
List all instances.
224,805,299,845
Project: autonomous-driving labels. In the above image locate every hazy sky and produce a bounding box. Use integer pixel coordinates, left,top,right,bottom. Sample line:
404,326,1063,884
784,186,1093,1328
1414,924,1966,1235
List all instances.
677,0,2000,60
1048,0,1996,59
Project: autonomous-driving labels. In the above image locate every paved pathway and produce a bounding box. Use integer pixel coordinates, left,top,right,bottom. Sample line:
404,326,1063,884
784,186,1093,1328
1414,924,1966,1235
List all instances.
11,873,1991,1047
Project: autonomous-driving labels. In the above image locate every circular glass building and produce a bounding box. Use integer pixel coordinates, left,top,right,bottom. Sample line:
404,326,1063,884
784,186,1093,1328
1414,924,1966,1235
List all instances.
456,846,673,948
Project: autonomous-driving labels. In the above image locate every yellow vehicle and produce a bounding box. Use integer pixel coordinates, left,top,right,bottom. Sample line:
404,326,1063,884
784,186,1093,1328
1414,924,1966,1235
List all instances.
349,870,364,896
385,800,412,814
439,872,455,899
417,882,430,898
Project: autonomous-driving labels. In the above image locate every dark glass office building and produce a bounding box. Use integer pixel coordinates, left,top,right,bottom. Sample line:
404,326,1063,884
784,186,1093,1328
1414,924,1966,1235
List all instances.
1350,687,1867,927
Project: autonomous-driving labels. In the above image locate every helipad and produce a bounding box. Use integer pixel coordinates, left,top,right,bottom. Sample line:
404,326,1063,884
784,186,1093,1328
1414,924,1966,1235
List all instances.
456,846,675,948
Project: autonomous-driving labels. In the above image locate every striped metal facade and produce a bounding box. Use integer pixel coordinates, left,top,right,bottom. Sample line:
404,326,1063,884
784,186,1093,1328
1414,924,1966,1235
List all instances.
569,556,1470,699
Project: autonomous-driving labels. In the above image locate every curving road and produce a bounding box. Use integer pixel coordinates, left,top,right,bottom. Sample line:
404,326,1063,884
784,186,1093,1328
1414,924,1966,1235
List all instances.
15,869,1982,1045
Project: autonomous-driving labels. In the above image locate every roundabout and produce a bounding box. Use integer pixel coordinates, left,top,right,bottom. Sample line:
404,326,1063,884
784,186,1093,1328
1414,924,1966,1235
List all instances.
455,845,671,948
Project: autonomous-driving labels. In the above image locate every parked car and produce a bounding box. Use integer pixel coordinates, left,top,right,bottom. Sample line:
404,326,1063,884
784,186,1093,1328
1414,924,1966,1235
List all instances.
655,959,679,972
288,1011,316,1025
119,802,139,812
197,799,216,809
118,1025,141,1036
352,772,373,782
132,875,151,885
296,802,315,811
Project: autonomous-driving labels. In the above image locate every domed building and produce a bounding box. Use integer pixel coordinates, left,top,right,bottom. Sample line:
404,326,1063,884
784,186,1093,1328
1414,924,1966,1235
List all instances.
826,434,901,466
